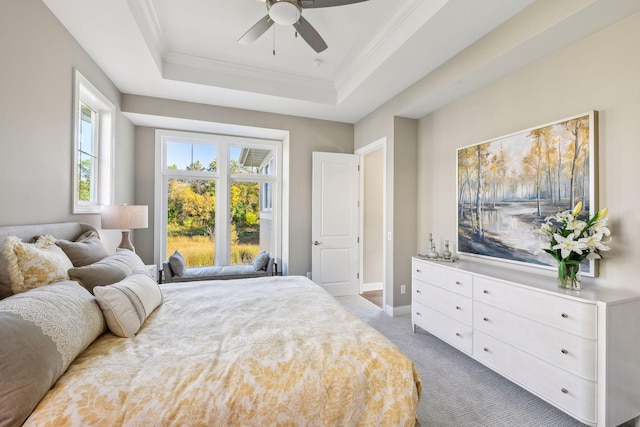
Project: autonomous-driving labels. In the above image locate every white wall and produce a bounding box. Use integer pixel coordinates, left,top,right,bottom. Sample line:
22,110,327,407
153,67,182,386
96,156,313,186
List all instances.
417,11,640,291
0,0,135,252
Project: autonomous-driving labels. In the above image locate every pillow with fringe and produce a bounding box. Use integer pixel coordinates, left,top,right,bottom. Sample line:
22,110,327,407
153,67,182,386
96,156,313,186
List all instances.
2,235,73,295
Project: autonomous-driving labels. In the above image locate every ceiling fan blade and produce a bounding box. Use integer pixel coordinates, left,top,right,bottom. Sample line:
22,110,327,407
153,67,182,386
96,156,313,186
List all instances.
301,0,368,8
294,16,328,53
238,15,273,44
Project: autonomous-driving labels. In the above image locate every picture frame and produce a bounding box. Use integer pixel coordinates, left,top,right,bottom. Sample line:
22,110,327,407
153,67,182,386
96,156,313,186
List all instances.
456,111,598,276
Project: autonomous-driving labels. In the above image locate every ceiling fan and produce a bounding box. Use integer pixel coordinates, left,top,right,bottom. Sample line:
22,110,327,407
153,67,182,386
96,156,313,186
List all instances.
239,0,369,53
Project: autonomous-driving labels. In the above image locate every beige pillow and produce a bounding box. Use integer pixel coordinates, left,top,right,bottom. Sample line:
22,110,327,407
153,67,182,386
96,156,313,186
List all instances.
93,270,163,338
2,235,73,295
68,249,146,293
55,230,108,267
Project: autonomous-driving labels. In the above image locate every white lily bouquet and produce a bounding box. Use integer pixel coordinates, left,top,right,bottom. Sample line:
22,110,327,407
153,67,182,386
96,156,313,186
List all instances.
539,202,611,289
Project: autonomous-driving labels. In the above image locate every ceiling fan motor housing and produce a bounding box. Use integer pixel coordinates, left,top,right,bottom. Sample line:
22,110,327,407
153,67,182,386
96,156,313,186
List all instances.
267,0,302,25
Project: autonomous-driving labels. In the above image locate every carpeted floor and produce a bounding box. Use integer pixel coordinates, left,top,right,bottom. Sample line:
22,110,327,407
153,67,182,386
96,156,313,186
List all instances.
337,295,590,427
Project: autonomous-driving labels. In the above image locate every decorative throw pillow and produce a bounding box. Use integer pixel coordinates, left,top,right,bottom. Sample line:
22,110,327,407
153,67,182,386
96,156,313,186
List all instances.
68,249,147,293
55,230,108,267
2,235,74,295
253,250,270,271
93,270,163,338
169,251,186,276
0,281,105,427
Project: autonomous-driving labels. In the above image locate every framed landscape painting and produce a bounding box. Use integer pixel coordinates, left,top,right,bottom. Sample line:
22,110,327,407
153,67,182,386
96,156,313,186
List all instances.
456,111,598,276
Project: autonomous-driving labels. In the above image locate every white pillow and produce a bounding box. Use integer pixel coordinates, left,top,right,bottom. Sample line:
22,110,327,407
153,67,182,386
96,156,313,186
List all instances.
93,270,163,338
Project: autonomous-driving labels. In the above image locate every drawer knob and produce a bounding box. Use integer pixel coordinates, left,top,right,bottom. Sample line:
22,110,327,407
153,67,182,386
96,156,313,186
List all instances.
561,313,569,318
416,312,421,316
561,388,569,394
561,349,568,355
483,290,489,294
416,289,422,294
416,269,422,273
455,306,461,310
483,347,489,352
456,332,461,337
483,317,489,322
455,281,463,285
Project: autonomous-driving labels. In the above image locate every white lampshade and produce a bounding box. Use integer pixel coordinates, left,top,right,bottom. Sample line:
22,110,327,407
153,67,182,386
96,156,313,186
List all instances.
269,1,301,25
101,205,148,252
101,205,148,230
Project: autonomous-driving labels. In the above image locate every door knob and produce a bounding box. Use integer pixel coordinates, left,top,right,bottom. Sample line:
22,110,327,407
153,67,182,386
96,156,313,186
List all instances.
314,241,322,246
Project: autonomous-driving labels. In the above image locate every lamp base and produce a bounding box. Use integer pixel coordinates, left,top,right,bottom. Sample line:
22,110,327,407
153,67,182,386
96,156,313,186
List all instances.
118,230,135,252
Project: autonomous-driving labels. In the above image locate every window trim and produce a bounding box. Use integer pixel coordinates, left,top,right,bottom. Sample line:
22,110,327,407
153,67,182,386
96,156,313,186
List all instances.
72,69,115,214
155,129,282,267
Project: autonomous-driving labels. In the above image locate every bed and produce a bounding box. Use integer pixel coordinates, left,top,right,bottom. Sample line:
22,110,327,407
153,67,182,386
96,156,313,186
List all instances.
0,222,421,427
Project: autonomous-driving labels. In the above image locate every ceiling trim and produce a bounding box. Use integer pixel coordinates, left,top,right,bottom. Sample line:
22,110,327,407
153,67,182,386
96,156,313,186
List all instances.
126,0,168,74
163,52,337,104
128,0,337,104
335,0,447,103
123,112,290,140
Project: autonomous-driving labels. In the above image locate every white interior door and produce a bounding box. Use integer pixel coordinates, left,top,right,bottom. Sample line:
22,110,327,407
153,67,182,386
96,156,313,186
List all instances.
311,152,359,296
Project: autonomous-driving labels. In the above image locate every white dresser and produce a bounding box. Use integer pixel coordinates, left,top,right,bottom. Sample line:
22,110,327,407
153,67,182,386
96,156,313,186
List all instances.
411,257,640,427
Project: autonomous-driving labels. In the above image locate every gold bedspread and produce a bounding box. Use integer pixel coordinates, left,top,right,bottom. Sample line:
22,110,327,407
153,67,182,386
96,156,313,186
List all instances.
25,276,420,426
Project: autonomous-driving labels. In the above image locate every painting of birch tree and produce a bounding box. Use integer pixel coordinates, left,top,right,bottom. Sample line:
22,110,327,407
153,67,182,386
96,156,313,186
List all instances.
457,112,597,275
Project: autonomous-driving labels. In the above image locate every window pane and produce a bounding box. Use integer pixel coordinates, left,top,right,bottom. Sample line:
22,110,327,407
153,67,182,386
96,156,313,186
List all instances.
261,182,273,211
230,181,271,265
79,102,96,155
78,151,96,202
229,146,274,174
166,178,216,266
167,141,217,172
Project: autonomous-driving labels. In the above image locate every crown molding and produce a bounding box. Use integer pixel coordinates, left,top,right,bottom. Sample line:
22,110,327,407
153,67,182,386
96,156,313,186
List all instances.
164,52,337,104
335,0,445,103
127,0,169,74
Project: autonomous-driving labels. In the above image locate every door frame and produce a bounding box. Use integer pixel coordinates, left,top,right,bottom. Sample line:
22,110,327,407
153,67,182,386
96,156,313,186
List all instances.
355,137,387,311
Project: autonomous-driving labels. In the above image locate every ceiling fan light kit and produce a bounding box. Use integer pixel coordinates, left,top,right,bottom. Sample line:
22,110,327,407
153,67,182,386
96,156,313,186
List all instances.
268,0,301,26
239,0,369,53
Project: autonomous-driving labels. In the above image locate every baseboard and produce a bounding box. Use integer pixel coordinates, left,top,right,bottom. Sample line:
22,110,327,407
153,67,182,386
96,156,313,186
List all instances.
384,304,411,317
361,282,383,292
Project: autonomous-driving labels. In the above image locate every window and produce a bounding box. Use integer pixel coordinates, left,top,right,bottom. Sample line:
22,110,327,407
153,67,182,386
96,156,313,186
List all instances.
156,130,281,268
73,70,115,213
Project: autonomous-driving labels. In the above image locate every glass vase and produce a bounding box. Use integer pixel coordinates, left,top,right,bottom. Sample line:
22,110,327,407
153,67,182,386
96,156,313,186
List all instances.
557,260,581,290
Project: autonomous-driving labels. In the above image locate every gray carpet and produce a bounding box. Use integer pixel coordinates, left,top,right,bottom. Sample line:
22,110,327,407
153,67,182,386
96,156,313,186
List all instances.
337,295,589,427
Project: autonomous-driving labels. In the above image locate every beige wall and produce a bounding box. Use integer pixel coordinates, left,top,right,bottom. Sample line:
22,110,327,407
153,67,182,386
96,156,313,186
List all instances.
124,95,354,275
363,149,383,286
356,6,640,304
417,11,640,291
354,112,417,309
0,0,135,251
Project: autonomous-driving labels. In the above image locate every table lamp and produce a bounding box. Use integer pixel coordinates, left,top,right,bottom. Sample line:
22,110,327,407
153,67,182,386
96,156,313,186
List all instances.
101,204,148,252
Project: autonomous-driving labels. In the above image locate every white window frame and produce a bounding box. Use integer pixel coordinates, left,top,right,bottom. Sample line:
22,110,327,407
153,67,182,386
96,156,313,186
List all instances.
155,129,282,267
72,69,115,214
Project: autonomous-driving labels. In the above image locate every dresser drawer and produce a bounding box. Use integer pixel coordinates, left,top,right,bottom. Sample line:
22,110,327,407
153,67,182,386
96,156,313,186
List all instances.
412,259,472,298
414,279,472,325
473,301,597,380
474,330,596,424
473,276,597,339
413,301,472,354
